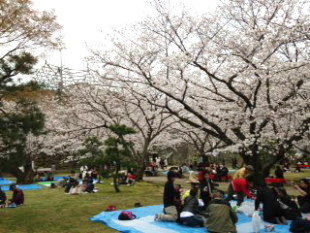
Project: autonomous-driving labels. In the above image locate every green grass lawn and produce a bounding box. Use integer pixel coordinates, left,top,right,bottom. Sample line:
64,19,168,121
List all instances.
1,170,310,233
0,181,163,233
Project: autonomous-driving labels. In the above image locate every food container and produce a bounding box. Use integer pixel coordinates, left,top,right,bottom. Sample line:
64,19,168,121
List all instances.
264,224,275,232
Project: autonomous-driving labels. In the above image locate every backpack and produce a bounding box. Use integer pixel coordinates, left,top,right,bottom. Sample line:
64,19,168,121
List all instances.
106,205,116,211
118,211,136,220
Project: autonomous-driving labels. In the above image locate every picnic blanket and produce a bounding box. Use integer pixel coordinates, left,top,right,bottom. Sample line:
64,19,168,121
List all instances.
1,184,42,191
0,178,14,185
38,181,54,187
91,204,291,233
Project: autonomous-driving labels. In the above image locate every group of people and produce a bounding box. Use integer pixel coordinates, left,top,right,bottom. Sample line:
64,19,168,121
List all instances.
207,163,229,181
0,184,24,208
33,171,54,182
58,170,96,194
155,163,310,233
155,170,237,232
117,169,137,186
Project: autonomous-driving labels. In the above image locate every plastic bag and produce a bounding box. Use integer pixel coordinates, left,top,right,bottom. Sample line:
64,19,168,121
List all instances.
237,201,255,217
252,211,261,233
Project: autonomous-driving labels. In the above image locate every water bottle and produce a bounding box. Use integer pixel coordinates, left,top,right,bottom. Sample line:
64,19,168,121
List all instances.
252,211,261,233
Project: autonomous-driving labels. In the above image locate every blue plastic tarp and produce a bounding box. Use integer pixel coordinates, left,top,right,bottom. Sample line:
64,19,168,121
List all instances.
1,184,43,191
91,204,291,233
0,178,14,185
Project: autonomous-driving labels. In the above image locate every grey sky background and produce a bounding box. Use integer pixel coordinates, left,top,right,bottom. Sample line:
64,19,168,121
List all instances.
33,0,219,70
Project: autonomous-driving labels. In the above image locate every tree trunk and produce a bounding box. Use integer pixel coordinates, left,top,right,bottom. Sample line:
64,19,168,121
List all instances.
136,163,146,182
202,154,209,165
113,165,120,193
135,141,150,182
11,163,34,184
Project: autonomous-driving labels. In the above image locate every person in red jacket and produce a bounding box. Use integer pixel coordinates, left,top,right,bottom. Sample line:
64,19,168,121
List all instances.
226,175,254,206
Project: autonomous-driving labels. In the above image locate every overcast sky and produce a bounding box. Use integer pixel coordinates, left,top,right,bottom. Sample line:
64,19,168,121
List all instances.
33,0,219,70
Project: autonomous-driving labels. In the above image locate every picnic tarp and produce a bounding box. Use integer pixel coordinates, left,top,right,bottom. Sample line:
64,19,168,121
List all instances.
1,184,43,191
0,178,14,186
38,181,54,187
91,204,291,233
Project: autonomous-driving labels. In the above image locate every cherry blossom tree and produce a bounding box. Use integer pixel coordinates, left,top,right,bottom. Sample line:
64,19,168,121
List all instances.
65,81,177,180
88,0,310,183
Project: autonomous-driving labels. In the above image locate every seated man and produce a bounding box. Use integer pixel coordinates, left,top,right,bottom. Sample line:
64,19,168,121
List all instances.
155,171,180,222
294,179,310,213
226,175,254,206
206,190,238,233
180,188,205,227
255,184,287,224
9,184,24,206
274,186,301,220
0,186,6,207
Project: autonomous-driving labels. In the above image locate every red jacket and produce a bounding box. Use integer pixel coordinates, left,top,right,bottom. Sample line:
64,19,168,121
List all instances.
198,170,206,182
232,178,252,198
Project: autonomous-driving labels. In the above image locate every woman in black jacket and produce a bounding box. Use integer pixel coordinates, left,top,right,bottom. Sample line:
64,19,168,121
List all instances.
180,188,205,227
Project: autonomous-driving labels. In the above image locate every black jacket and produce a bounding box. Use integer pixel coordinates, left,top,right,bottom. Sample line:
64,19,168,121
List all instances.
0,190,6,203
182,195,199,214
163,180,178,208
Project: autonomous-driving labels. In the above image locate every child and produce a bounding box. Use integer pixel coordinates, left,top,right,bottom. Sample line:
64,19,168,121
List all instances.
206,190,238,233
180,188,205,227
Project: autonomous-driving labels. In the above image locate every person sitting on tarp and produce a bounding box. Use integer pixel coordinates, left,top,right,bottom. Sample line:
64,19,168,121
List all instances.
9,184,24,206
180,188,205,227
233,165,254,180
255,183,287,224
295,179,310,213
200,169,218,207
290,219,310,233
155,171,180,222
0,186,6,207
81,179,94,193
65,171,79,193
206,190,238,233
274,186,301,220
226,175,254,206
